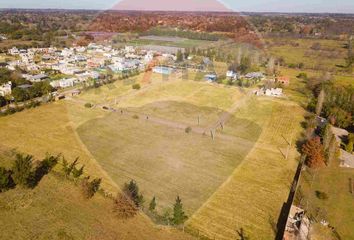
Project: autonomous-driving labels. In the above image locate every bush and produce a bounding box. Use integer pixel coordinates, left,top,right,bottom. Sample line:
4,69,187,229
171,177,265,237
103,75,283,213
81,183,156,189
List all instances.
315,190,328,200
11,154,33,188
132,83,141,90
132,114,139,119
81,177,101,199
113,193,138,219
84,103,92,108
185,126,192,133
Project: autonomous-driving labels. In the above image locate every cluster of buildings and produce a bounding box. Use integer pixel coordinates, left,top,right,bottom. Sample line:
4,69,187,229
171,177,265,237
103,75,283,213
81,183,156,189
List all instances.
4,44,176,92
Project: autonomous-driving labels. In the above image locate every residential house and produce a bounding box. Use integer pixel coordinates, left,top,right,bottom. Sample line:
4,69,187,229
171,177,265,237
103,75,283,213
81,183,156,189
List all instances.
24,74,49,83
50,78,77,88
152,66,174,75
226,70,238,80
277,76,290,85
0,81,12,96
255,87,283,97
205,74,218,82
245,72,264,79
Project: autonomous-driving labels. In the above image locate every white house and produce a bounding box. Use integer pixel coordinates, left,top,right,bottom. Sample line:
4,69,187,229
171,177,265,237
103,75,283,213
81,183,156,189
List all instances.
50,78,77,88
0,81,12,96
255,87,283,97
24,74,49,83
265,88,283,97
8,47,19,55
226,70,238,79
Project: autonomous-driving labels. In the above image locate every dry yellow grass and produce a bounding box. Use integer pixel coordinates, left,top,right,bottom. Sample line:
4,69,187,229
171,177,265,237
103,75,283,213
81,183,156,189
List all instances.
187,98,305,240
0,101,119,193
0,149,195,240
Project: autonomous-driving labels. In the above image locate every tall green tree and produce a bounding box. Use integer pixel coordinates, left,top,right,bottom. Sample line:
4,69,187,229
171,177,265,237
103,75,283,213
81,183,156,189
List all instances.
176,50,183,62
12,154,33,187
321,123,332,150
172,195,187,225
123,180,144,207
149,196,157,212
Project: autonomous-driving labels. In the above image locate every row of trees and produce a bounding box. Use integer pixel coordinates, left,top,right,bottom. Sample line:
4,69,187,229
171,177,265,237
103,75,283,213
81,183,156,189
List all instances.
304,71,353,129
141,27,223,41
113,180,188,226
0,153,59,192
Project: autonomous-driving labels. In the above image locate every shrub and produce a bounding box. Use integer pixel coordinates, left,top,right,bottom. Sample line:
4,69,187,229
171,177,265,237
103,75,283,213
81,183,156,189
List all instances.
185,126,192,133
0,167,12,192
132,83,141,90
132,114,139,119
81,177,101,199
84,103,92,108
315,190,328,200
113,193,138,219
11,154,33,188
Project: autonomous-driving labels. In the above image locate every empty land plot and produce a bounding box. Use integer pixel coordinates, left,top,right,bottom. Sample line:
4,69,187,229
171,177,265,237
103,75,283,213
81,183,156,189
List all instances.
120,81,244,127
267,38,347,71
76,112,258,214
187,98,305,240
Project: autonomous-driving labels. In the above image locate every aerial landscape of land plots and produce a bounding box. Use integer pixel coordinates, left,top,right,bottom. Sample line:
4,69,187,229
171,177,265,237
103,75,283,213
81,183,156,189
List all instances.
0,68,305,239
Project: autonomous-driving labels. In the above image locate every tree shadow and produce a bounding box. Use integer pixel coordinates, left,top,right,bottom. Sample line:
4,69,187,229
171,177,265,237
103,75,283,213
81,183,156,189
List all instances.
236,228,249,240
28,154,60,188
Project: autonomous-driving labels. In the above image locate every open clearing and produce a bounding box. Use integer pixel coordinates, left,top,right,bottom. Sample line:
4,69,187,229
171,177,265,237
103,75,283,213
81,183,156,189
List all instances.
187,98,305,240
0,73,305,239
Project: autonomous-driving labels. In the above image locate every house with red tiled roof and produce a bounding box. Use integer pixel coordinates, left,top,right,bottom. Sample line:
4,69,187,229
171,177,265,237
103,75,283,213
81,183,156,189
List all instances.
277,76,290,85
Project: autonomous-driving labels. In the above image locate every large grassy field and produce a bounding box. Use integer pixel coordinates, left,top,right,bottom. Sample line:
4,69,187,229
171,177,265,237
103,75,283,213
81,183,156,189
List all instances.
0,72,305,240
127,38,216,48
76,111,257,214
267,38,352,73
187,98,305,240
0,148,195,240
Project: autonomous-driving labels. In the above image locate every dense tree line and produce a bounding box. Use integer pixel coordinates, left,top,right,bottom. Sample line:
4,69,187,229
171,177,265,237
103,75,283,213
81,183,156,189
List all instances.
141,27,223,41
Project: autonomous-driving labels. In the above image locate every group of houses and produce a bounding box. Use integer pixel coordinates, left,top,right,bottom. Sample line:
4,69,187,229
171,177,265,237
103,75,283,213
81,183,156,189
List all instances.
3,44,177,93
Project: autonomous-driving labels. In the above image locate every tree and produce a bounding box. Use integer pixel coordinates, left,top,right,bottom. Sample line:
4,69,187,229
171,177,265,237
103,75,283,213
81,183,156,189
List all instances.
123,180,144,207
321,123,331,150
12,87,30,102
0,96,6,107
346,35,353,68
172,195,187,225
346,133,354,153
72,165,84,179
302,137,326,168
327,134,339,165
81,177,101,199
328,107,352,128
113,193,138,219
62,157,78,177
176,49,183,62
315,88,325,116
12,154,33,187
149,196,157,211
0,167,11,192
238,56,251,74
